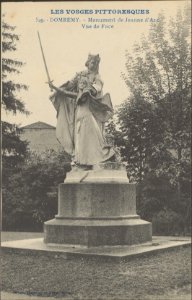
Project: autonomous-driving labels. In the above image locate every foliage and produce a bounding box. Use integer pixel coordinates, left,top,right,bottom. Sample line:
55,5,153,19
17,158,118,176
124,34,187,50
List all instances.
2,150,71,231
2,122,29,172
111,6,191,234
116,97,167,182
136,171,191,235
2,17,29,172
2,19,28,113
152,209,186,235
120,7,191,178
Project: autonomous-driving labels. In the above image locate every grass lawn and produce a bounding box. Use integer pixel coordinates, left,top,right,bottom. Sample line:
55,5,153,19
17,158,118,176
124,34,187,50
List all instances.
1,232,191,300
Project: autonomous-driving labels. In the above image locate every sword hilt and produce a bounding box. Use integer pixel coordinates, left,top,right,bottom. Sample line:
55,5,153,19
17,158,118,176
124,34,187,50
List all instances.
46,80,54,92
46,80,54,85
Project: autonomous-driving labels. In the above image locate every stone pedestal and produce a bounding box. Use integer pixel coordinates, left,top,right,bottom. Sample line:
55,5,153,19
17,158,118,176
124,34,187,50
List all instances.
44,163,152,247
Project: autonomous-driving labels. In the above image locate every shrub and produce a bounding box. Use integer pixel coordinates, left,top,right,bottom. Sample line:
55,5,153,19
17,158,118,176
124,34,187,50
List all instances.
2,150,71,231
152,209,186,235
136,171,191,236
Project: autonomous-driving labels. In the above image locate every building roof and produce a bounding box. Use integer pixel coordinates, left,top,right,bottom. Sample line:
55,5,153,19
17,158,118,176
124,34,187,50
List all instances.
21,121,56,129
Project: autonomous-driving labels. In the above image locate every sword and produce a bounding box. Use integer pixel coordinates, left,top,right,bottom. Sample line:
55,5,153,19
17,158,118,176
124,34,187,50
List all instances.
37,31,53,88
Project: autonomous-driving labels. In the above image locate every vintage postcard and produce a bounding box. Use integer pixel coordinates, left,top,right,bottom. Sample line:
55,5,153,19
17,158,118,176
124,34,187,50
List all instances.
1,1,191,299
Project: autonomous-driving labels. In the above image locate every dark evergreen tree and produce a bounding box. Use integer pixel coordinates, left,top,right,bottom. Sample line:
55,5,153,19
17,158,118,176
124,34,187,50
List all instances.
2,18,29,171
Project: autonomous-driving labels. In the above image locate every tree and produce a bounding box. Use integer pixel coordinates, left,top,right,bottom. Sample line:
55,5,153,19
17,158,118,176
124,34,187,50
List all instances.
121,6,191,176
2,18,29,171
115,6,191,234
122,7,191,176
116,96,167,182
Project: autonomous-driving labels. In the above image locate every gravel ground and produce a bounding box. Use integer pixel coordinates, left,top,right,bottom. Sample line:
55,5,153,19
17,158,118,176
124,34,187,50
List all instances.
1,232,43,242
1,238,191,300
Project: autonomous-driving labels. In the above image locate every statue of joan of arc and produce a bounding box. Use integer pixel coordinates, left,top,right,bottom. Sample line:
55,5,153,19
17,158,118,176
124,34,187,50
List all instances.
49,54,115,169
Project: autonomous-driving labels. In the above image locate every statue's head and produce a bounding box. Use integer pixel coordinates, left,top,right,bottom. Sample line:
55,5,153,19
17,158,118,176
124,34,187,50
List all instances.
85,54,100,73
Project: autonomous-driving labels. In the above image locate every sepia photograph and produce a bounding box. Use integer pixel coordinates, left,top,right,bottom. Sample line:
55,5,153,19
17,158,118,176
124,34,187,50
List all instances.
1,1,191,300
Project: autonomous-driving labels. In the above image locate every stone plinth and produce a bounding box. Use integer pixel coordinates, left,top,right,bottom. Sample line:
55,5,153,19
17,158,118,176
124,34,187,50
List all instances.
44,163,152,247
56,183,136,218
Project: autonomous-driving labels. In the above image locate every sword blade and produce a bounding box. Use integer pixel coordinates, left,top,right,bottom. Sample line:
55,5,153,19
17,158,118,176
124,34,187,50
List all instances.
37,31,52,84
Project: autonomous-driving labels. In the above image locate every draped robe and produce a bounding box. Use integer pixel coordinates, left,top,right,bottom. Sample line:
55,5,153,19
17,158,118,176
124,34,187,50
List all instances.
50,70,115,165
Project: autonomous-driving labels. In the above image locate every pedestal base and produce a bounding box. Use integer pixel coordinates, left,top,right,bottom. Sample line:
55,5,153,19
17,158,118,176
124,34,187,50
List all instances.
44,217,152,247
44,163,152,247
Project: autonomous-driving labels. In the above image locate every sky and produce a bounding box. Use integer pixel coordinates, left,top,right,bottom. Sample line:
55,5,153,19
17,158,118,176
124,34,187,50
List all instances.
2,1,187,127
